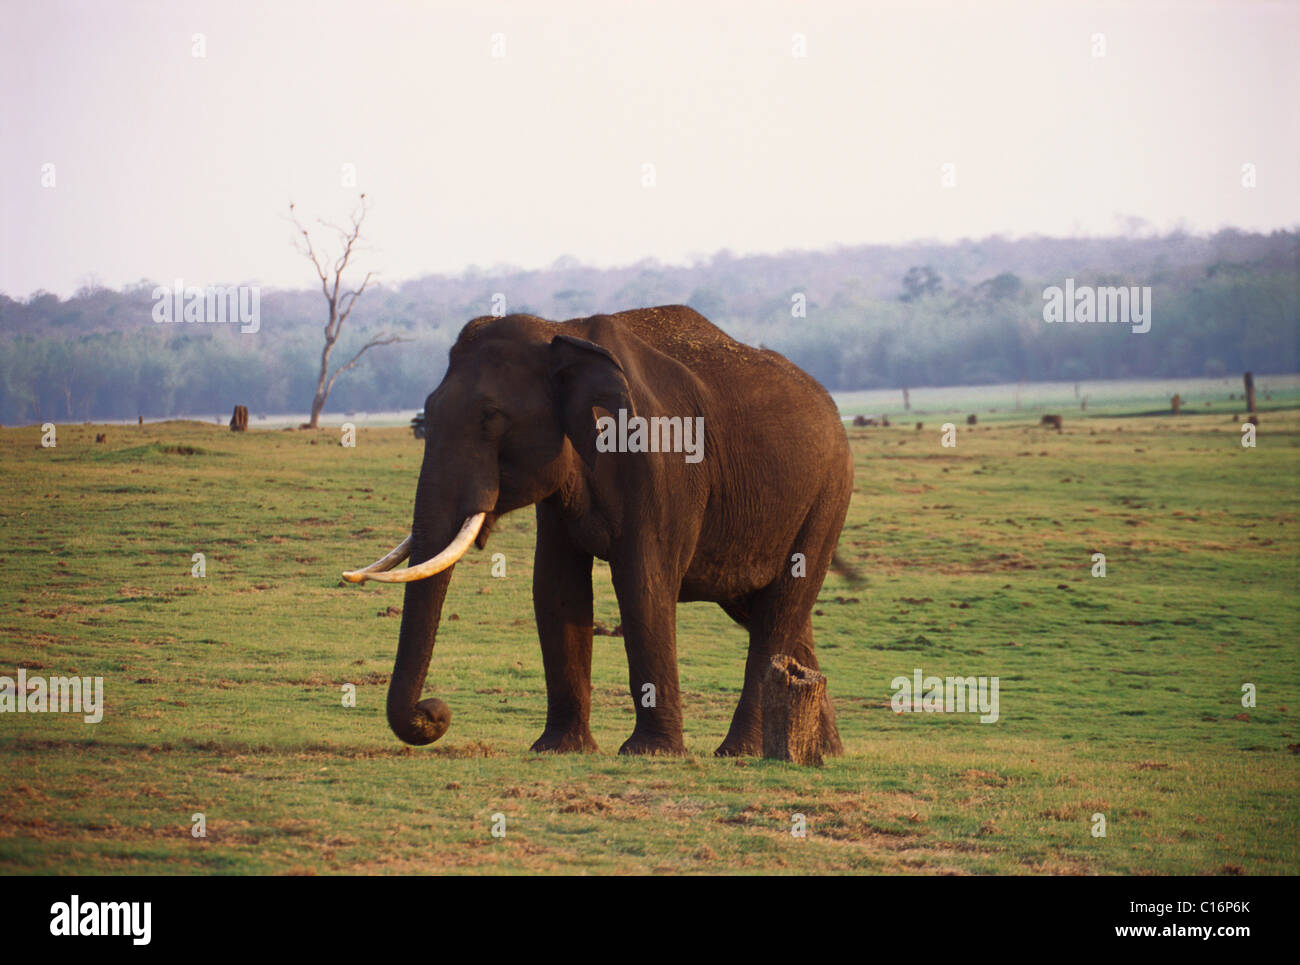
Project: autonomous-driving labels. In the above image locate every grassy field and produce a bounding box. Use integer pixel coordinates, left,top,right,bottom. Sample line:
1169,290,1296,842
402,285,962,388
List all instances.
1,401,1297,875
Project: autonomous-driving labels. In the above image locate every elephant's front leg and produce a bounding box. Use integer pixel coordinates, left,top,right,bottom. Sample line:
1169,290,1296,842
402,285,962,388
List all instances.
531,503,598,753
611,563,686,756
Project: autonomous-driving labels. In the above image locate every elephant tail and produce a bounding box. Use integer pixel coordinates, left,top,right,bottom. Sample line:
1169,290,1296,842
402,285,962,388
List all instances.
830,549,866,586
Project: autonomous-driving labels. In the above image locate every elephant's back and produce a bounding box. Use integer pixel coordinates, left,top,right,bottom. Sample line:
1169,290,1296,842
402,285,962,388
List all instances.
606,307,848,501
605,305,762,366
605,305,841,421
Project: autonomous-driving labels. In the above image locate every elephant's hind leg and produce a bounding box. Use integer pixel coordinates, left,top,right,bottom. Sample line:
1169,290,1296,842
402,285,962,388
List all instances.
715,523,845,758
789,628,844,757
716,617,841,757
714,598,760,756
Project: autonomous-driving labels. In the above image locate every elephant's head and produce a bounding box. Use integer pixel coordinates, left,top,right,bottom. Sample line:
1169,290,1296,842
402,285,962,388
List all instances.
341,315,632,745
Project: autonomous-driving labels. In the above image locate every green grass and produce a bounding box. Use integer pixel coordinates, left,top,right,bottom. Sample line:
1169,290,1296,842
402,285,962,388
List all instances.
1,405,1297,875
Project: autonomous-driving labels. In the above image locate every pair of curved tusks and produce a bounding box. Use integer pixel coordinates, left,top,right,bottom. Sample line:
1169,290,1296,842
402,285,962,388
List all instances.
342,513,486,584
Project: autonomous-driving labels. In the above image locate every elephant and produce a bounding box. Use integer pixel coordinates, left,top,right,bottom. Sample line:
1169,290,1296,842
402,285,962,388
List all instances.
343,305,854,757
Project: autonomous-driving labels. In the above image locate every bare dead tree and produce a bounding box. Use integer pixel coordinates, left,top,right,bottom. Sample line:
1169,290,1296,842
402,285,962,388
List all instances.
289,194,408,428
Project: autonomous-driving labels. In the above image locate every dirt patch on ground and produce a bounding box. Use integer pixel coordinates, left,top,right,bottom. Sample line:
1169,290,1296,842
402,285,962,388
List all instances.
1040,800,1110,821
281,671,391,687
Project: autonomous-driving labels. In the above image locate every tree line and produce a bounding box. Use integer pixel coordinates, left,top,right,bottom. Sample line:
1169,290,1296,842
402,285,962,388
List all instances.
0,229,1294,423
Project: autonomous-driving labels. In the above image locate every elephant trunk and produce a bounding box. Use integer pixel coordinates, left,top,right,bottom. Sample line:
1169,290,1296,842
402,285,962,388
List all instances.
381,423,499,745
385,536,456,746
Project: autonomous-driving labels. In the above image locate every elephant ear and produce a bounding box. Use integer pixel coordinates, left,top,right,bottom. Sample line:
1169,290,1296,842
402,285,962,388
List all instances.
548,334,635,470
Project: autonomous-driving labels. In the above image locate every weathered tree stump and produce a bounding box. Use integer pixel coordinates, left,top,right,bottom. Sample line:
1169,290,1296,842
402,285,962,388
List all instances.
762,655,827,766
230,405,249,432
1244,372,1256,414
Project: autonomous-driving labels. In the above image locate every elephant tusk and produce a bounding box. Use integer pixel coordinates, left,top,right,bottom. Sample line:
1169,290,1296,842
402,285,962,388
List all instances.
341,535,412,582
342,514,486,584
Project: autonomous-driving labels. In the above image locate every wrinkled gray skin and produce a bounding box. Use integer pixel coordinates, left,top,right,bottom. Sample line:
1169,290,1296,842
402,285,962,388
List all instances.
386,305,852,756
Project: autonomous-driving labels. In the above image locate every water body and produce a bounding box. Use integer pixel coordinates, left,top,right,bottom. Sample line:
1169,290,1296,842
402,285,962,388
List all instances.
91,374,1299,428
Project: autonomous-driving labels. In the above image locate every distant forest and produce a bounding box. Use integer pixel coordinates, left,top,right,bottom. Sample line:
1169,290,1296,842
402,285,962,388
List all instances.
1,229,1295,423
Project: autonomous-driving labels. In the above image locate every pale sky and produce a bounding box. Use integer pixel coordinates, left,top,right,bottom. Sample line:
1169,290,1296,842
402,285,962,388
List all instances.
2,0,1297,298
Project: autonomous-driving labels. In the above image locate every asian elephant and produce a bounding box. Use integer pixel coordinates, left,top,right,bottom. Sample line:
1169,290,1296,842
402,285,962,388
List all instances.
343,305,853,757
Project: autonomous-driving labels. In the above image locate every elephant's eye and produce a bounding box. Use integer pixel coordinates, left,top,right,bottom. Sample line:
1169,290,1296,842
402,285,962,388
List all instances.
481,407,508,438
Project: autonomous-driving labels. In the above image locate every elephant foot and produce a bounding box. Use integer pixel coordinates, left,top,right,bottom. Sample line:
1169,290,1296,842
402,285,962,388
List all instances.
531,725,598,754
714,715,839,758
715,715,761,757
714,735,760,757
618,731,686,756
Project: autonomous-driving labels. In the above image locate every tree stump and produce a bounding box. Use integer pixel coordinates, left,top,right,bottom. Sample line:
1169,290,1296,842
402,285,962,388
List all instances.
762,655,827,766
230,405,249,432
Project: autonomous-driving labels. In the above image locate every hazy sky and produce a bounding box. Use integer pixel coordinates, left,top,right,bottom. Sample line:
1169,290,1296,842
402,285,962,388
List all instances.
2,0,1297,298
